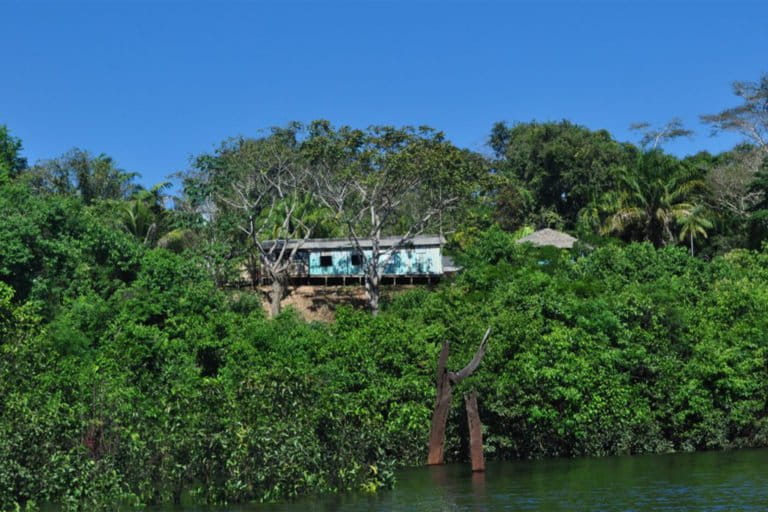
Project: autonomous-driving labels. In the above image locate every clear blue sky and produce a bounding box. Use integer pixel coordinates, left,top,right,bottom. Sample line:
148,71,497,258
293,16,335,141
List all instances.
1,1,766,187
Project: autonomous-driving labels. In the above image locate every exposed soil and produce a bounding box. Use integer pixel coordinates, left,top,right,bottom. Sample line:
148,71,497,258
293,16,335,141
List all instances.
276,285,368,322
245,284,421,322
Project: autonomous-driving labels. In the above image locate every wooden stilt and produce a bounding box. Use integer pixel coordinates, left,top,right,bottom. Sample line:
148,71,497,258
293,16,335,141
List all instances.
465,391,485,472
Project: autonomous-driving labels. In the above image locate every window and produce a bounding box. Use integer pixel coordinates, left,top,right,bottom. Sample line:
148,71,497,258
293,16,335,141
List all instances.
320,255,333,267
351,253,363,266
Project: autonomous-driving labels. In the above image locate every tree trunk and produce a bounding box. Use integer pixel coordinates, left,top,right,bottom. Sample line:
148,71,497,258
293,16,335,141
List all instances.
464,391,485,472
365,271,380,316
690,233,695,256
247,253,259,290
270,276,286,318
426,328,491,467
427,341,451,465
648,216,664,248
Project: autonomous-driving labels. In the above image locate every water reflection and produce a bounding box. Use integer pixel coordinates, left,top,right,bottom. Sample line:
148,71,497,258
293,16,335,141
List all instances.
151,448,768,512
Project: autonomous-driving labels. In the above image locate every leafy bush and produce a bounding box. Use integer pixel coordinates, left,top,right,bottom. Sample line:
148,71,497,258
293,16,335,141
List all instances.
3,214,768,509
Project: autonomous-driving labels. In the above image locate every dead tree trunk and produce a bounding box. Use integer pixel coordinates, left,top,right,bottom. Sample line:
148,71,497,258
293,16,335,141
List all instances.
426,327,491,465
427,341,452,465
465,391,485,472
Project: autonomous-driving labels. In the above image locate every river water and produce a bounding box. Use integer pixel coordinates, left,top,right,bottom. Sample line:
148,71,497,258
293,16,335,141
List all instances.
158,448,768,511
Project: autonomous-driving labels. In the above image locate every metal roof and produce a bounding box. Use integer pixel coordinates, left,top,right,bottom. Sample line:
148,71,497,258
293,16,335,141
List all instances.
263,234,445,251
516,228,578,249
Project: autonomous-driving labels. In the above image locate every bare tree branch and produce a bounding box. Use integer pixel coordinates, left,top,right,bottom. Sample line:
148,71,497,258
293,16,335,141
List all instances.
449,327,492,384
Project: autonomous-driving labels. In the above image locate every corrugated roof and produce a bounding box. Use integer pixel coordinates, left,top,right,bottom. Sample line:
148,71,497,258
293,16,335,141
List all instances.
263,234,445,251
516,228,578,249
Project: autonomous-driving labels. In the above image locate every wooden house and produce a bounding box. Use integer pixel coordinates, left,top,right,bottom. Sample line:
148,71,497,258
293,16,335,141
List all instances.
258,234,449,285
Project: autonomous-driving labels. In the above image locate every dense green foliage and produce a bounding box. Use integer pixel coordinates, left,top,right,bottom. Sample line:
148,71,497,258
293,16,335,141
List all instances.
3,183,768,509
1,73,768,509
422,229,768,458
0,125,27,180
489,120,635,230
0,210,430,510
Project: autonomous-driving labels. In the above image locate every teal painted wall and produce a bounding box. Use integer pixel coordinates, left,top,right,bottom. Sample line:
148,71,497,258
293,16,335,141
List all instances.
307,247,442,276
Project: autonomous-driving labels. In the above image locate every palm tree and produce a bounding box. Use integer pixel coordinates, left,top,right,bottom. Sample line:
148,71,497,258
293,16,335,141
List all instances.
598,150,704,247
120,182,171,245
677,205,713,256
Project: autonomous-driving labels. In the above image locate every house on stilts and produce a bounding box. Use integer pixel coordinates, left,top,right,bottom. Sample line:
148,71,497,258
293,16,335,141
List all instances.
248,234,458,286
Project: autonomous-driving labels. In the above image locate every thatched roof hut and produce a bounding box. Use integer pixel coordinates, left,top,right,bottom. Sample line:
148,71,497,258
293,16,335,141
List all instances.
516,228,578,249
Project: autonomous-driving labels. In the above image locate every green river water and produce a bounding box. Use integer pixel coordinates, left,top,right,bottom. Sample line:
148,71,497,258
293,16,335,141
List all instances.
149,448,768,511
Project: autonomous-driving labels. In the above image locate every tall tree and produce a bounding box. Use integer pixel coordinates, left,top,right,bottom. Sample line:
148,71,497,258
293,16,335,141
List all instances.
677,205,713,256
701,74,768,248
598,150,704,247
307,122,485,315
119,182,172,246
169,192,241,287
0,125,27,180
185,129,318,316
704,145,765,220
630,118,694,150
702,74,768,154
25,148,139,204
488,120,633,230
744,158,768,247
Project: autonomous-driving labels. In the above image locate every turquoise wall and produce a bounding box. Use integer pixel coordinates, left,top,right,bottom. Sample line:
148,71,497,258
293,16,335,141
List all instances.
307,247,442,276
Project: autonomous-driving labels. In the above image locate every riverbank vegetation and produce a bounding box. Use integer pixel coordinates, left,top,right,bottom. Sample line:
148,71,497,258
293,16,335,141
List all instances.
1,74,768,510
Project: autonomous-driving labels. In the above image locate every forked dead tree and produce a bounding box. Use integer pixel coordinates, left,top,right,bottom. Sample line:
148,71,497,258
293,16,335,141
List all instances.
427,327,491,468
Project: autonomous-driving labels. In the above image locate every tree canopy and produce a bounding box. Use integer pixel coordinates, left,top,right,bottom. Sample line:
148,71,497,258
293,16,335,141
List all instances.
489,120,635,230
4,71,768,510
0,125,27,180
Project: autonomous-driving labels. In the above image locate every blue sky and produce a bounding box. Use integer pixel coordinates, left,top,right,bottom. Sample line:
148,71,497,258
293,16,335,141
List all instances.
1,1,766,187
